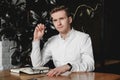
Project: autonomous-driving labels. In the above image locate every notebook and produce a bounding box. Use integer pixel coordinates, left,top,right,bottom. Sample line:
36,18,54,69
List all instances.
10,67,49,74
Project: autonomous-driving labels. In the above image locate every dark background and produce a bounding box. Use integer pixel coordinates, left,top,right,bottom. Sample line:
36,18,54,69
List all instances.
95,0,120,74
104,0,120,60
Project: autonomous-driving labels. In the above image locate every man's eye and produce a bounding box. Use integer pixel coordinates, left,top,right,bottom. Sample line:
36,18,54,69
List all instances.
53,19,57,22
60,18,64,20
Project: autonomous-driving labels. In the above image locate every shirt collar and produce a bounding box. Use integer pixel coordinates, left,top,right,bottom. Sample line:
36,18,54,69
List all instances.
58,28,75,40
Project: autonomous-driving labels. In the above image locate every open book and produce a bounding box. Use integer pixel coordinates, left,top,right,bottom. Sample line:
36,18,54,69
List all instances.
10,67,49,74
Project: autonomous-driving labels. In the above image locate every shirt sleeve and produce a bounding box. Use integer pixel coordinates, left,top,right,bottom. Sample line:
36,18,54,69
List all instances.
30,40,52,68
71,35,95,72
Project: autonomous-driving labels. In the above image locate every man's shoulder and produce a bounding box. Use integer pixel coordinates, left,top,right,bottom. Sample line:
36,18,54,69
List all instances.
47,34,58,42
74,29,89,37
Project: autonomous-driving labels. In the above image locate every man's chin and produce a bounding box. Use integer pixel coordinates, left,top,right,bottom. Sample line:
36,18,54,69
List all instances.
57,29,63,32
58,30,64,33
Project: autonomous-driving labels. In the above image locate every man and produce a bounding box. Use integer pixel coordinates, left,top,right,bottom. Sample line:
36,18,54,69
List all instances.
30,5,95,77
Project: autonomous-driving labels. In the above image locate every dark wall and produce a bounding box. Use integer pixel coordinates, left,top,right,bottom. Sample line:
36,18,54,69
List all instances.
104,1,120,59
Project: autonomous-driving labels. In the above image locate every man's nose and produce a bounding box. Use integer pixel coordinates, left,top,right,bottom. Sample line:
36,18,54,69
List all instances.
57,20,61,25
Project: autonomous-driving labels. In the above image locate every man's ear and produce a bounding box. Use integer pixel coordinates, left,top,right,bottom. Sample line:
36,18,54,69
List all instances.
69,16,72,24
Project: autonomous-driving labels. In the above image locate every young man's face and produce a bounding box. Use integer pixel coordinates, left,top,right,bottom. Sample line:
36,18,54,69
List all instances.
51,10,72,34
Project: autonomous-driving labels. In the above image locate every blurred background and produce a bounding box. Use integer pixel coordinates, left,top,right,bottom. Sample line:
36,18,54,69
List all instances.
0,0,119,74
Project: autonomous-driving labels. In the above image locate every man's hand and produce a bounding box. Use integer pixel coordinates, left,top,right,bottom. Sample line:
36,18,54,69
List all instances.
33,23,46,41
46,64,70,77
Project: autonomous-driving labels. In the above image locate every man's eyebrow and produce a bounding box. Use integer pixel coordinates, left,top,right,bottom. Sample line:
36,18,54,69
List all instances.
52,19,57,21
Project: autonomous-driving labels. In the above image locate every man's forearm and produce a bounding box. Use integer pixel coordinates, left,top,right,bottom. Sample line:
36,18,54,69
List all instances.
71,57,94,72
30,41,42,68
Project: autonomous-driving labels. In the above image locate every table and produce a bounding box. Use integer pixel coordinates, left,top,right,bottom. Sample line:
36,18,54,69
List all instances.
0,70,120,80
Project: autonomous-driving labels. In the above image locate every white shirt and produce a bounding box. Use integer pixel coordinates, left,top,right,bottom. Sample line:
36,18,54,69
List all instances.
30,29,95,72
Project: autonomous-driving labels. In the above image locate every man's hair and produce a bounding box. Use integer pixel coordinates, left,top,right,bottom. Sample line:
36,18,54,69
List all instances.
50,5,71,17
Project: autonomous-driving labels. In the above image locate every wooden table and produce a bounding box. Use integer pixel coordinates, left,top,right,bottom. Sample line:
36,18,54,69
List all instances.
0,70,120,80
